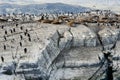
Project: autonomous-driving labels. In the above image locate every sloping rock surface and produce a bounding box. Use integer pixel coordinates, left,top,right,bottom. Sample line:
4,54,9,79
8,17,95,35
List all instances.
0,22,120,80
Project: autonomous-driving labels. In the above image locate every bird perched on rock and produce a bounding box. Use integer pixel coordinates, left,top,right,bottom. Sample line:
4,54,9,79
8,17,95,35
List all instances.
1,56,4,62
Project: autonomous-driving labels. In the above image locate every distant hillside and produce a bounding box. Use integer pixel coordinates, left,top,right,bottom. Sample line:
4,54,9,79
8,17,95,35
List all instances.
0,3,91,14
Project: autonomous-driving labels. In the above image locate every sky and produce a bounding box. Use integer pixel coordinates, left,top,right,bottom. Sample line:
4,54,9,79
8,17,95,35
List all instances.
0,0,120,5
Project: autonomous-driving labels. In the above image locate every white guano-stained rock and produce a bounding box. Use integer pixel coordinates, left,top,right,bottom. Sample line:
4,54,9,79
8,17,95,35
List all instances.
71,25,97,47
98,27,119,45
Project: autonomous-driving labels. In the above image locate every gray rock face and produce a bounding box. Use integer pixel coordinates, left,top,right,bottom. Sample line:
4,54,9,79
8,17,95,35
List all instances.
98,27,119,45
1,62,16,75
71,25,97,47
0,22,120,80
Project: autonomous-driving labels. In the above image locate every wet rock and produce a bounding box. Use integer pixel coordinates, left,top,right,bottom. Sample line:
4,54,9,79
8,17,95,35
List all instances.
1,62,16,75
